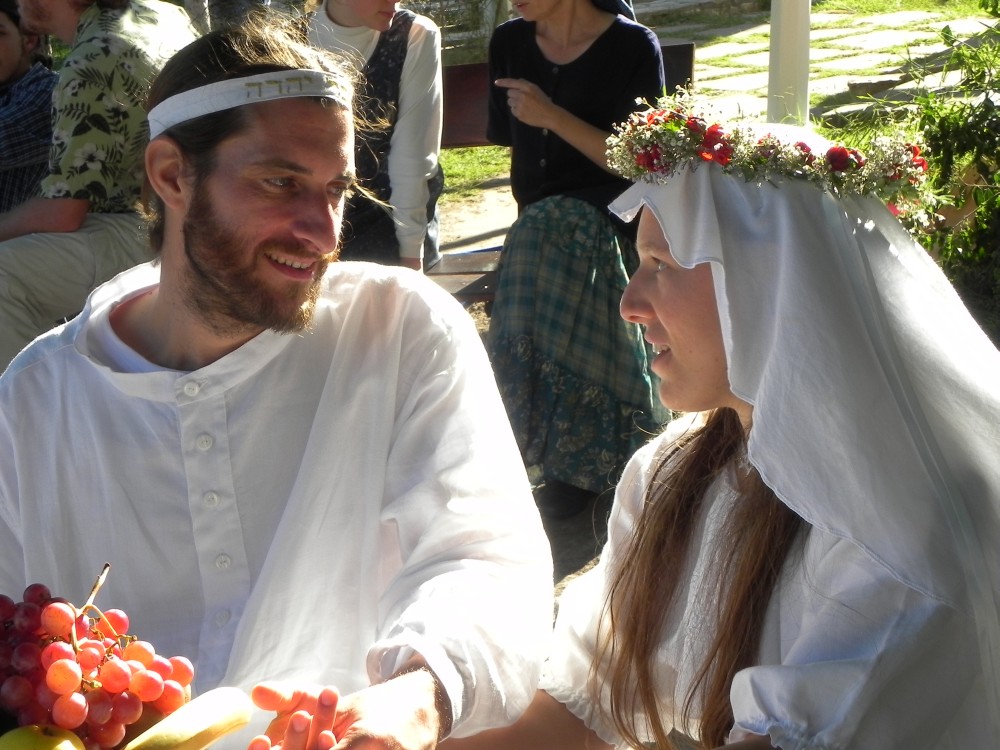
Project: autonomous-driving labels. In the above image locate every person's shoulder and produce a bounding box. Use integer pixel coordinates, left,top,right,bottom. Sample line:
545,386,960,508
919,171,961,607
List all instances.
14,63,57,95
24,62,58,84
64,5,109,56
65,3,135,56
609,415,702,512
1,324,79,387
409,11,441,36
404,11,442,52
629,413,703,467
491,16,529,41
608,15,659,45
319,263,484,354
74,0,196,55
322,262,468,323
127,0,194,26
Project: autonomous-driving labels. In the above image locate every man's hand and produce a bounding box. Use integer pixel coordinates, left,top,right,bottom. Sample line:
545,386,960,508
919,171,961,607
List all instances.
330,666,446,750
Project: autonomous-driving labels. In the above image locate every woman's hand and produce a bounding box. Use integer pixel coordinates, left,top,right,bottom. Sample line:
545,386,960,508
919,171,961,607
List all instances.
494,77,615,172
247,682,339,750
495,78,556,130
246,664,447,750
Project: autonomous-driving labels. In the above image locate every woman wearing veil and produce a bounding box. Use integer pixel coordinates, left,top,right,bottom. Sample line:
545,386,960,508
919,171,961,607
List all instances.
438,94,1000,748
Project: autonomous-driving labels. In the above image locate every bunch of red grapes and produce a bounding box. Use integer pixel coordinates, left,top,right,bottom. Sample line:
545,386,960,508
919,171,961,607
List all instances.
0,577,193,749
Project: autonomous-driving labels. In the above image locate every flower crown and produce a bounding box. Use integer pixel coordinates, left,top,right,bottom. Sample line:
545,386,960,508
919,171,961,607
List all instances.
606,92,931,207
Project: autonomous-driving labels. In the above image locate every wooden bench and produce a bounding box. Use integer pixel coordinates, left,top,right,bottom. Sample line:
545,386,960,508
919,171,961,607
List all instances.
429,39,696,304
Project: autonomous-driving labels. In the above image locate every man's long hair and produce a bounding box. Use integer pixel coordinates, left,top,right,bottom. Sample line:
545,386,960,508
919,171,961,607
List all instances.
593,407,806,748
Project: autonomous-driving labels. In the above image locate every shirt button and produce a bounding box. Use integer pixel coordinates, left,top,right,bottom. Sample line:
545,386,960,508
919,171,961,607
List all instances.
196,434,214,451
539,158,546,167
204,492,220,508
183,382,200,397
542,128,548,136
215,610,231,627
215,553,232,569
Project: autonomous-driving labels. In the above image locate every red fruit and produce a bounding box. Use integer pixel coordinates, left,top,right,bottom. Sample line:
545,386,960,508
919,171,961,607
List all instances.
122,641,154,668
72,614,92,641
0,642,14,670
52,690,88,729
46,658,84,695
110,691,142,725
152,679,186,715
16,699,49,726
76,641,105,672
167,656,194,687
88,720,126,748
84,687,114,726
0,594,16,621
35,680,59,709
148,655,172,680
10,641,41,672
39,601,76,639
98,609,129,637
0,674,34,709
97,658,131,694
12,602,41,634
41,640,76,671
129,668,164,702
21,582,51,605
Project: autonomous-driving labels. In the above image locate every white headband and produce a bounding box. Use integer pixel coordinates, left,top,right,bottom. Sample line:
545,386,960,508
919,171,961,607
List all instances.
147,69,351,140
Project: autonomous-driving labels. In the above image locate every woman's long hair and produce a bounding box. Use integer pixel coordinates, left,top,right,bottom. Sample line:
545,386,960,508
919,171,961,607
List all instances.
593,407,805,748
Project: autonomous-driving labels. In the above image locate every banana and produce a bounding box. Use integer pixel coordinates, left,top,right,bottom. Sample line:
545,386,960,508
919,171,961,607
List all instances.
122,686,254,750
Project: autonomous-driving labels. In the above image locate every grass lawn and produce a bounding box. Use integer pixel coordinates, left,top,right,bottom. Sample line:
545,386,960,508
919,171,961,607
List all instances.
440,145,511,204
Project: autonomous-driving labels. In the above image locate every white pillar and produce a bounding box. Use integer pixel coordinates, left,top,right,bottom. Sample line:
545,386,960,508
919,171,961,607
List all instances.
767,0,811,125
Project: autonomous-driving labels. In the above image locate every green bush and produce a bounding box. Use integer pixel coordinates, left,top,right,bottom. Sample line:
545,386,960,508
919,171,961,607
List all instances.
823,3,1000,344
912,17,1000,343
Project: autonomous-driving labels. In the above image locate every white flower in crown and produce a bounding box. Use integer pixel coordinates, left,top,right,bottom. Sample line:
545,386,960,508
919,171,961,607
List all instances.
606,91,932,208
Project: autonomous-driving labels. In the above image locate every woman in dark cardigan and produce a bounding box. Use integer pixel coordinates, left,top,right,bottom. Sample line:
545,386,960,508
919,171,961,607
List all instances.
486,0,667,518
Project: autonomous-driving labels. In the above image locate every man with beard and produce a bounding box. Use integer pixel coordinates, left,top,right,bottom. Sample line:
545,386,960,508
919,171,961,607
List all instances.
0,0,196,370
0,16,553,750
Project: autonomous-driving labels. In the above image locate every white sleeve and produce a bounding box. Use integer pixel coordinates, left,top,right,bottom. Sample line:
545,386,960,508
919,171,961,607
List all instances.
364,277,554,737
388,15,442,261
730,528,986,749
539,434,670,746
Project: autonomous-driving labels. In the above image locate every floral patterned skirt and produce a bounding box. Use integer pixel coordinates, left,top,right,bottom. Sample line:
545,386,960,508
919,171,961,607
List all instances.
488,195,668,494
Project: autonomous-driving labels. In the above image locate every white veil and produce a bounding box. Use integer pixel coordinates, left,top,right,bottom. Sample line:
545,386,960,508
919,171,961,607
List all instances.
609,144,1000,735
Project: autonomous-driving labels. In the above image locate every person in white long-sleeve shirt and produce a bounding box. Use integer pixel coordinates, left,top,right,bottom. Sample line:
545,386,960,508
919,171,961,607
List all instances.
0,16,552,750
309,0,443,271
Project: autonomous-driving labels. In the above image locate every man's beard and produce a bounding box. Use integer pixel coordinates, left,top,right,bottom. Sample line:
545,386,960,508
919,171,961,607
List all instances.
180,179,336,338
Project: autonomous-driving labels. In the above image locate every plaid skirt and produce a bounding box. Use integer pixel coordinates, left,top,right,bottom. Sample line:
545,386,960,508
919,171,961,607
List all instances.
488,195,667,494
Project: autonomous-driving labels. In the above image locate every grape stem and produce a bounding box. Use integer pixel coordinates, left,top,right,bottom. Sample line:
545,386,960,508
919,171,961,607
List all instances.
70,563,116,653
84,563,111,610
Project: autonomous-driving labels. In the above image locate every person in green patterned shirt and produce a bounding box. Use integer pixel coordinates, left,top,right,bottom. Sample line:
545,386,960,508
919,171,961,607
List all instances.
0,0,197,369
